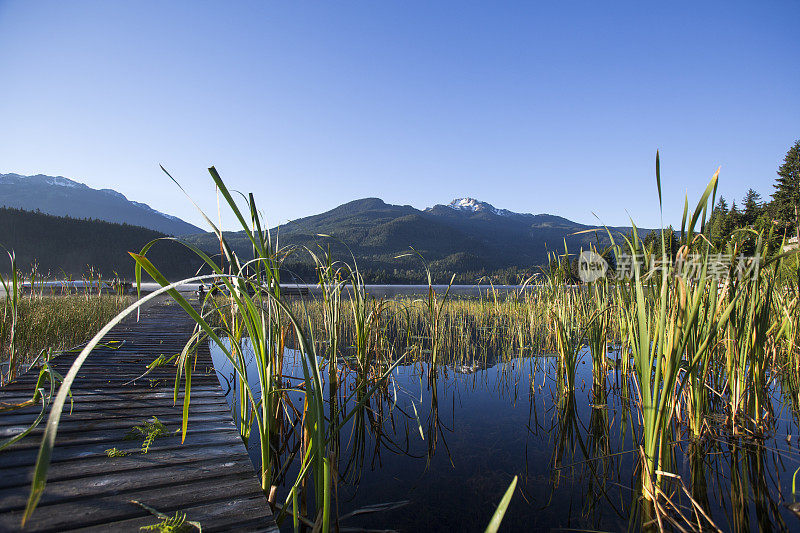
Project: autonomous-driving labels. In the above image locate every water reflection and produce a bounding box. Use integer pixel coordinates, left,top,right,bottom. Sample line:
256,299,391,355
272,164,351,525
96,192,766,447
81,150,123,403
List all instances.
210,341,800,531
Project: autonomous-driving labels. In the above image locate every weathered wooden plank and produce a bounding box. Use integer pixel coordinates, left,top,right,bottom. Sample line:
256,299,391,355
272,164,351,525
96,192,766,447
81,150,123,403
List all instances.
0,444,255,489
0,431,247,468
0,475,268,532
2,421,243,452
0,404,234,426
0,389,229,404
0,456,257,510
0,296,275,532
0,412,234,437
71,495,278,533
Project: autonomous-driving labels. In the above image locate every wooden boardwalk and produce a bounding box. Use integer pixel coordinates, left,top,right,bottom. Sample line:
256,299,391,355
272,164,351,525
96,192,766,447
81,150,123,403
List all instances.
0,296,278,532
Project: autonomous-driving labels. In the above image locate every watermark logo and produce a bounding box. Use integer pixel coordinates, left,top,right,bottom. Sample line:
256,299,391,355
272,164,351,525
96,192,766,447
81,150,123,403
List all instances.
578,250,608,283
615,253,760,281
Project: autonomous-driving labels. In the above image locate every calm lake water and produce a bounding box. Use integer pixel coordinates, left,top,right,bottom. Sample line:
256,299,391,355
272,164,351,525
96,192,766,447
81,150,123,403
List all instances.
210,341,800,532
135,282,546,299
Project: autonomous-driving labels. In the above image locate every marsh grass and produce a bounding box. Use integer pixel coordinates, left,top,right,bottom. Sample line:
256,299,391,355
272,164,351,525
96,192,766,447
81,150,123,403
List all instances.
1,294,130,376
550,287,584,392
0,246,131,384
582,276,611,393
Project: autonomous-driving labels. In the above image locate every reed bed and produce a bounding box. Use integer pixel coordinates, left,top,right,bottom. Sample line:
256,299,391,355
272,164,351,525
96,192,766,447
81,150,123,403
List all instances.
1,295,130,368
0,254,130,384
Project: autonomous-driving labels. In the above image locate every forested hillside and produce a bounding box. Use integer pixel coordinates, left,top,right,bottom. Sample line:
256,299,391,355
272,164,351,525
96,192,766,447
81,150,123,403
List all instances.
0,208,202,280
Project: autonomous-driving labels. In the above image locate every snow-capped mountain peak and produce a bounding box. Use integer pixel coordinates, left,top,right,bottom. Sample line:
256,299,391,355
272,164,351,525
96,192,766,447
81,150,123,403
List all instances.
100,188,127,200
447,198,513,217
0,173,88,190
45,176,81,189
449,198,484,211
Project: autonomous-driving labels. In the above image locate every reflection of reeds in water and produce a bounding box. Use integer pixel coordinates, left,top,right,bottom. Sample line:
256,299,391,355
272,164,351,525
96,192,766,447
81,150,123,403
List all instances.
545,387,627,530
549,391,580,491
423,368,453,469
724,440,788,532
582,386,621,526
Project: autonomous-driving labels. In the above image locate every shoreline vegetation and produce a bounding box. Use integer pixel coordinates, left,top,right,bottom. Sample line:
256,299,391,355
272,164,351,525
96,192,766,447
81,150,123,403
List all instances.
1,294,130,370
1,147,799,531
0,263,131,382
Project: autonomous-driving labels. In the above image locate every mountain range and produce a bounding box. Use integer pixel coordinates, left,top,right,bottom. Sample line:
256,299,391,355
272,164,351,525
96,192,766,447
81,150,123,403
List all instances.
0,172,638,282
0,173,203,236
182,196,633,282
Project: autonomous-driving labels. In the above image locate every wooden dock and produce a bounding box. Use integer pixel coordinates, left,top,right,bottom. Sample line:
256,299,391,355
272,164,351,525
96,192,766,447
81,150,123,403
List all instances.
0,296,278,532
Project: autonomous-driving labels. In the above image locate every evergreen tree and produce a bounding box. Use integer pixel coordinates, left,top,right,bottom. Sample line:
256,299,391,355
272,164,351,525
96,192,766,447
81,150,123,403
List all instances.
729,201,742,231
0,207,201,279
643,226,679,259
742,188,763,227
707,196,731,247
772,139,800,243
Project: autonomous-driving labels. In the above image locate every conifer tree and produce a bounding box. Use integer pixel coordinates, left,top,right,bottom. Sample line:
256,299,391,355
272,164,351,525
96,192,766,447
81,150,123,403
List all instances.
707,196,730,247
742,188,763,227
772,140,800,243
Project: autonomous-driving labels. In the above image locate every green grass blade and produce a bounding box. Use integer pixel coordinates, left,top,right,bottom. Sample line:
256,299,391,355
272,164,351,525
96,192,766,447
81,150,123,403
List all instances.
484,475,518,533
655,150,662,209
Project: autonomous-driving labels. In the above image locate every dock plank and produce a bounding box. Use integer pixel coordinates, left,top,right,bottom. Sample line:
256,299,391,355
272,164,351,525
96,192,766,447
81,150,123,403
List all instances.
0,297,277,532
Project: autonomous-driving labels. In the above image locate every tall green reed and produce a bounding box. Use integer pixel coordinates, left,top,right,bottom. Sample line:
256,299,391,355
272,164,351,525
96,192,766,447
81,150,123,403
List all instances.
1,249,21,384
722,229,791,432
397,249,455,371
613,155,738,503
550,287,583,392
582,271,611,392
547,249,584,392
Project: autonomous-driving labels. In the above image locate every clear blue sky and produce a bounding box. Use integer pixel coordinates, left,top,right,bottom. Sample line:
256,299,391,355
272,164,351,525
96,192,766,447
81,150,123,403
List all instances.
1,1,797,230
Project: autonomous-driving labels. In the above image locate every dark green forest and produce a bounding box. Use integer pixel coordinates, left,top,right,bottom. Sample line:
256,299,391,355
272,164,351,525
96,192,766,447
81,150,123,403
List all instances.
0,208,202,280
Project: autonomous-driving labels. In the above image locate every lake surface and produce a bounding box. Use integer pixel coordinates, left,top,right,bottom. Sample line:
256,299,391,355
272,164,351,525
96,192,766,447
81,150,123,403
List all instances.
135,282,546,299
210,341,800,532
